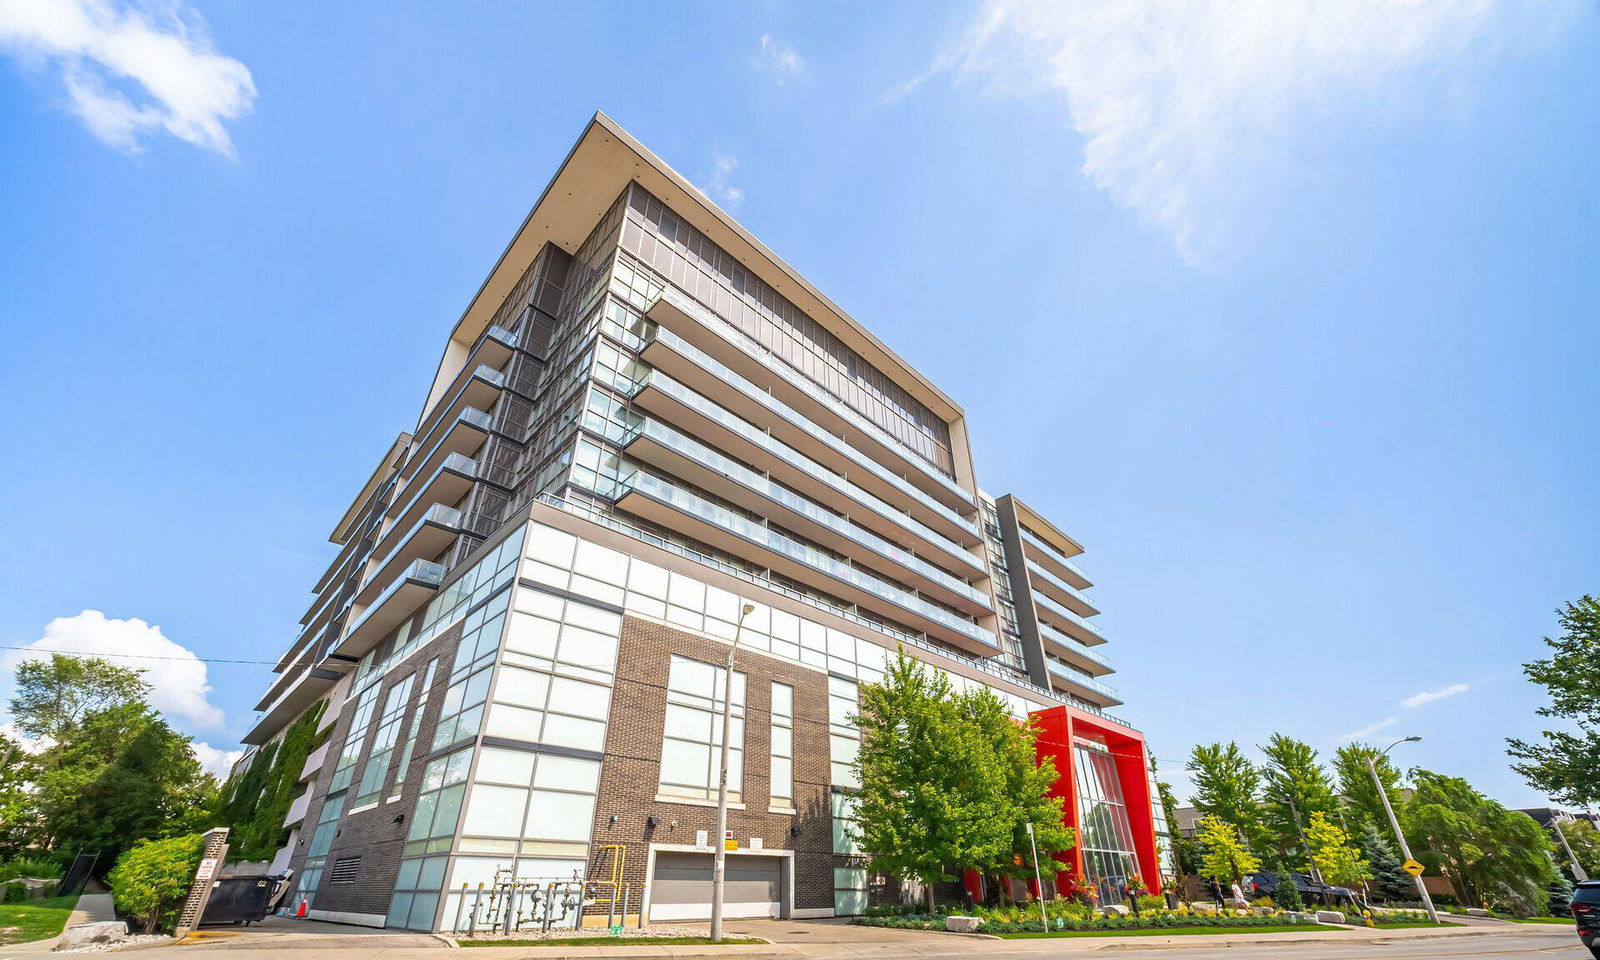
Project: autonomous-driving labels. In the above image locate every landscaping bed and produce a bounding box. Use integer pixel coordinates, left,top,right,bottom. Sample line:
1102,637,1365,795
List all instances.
460,935,763,947
852,911,1332,935
0,894,78,946
995,925,1336,938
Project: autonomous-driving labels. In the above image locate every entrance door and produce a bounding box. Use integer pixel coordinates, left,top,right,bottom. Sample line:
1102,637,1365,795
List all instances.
649,852,784,921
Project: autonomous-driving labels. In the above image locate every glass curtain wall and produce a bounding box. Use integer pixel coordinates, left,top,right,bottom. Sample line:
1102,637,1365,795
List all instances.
1073,741,1141,905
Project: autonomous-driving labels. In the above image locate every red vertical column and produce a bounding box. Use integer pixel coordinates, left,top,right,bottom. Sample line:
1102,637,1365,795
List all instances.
1029,706,1082,889
1107,732,1161,895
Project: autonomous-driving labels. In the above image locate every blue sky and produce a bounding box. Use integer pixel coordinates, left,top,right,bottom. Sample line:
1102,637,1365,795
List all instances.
1,0,1596,804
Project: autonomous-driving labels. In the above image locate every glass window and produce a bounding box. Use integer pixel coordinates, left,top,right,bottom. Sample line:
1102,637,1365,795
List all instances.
770,682,794,810
658,655,745,802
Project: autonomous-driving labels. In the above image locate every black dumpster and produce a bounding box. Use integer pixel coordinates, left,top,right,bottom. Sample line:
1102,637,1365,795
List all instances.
199,873,292,926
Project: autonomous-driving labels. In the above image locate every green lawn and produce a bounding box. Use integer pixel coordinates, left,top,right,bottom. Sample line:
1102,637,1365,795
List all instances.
1370,921,1463,929
1511,917,1573,925
0,895,78,946
996,925,1339,939
459,935,763,947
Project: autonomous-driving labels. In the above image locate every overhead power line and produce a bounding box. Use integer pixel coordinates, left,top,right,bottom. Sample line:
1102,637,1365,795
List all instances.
0,645,276,665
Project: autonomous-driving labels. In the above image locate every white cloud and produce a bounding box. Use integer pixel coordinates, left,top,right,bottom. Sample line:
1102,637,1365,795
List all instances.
1,609,225,729
700,151,745,207
0,0,255,156
1335,716,1397,744
190,740,242,778
1401,682,1470,709
892,0,1579,261
758,34,805,84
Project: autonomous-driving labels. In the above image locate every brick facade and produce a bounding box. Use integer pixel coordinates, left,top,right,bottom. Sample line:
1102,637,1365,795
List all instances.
585,616,837,916
287,620,465,921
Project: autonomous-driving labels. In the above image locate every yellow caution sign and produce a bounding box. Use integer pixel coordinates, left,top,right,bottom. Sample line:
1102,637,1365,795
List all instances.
724,839,739,851
1402,859,1425,877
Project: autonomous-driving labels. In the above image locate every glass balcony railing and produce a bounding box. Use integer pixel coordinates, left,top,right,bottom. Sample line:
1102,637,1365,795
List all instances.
403,404,493,481
614,470,996,648
1025,557,1098,614
1020,526,1090,585
628,410,988,604
1046,658,1120,700
650,289,976,511
537,492,1141,727
338,558,446,650
387,453,477,530
364,505,462,592
642,327,980,539
1035,590,1107,644
1038,621,1112,669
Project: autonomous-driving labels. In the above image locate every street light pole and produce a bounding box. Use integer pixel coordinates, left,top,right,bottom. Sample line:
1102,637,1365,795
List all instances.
1026,822,1050,931
710,602,754,943
1552,813,1589,883
1369,736,1437,924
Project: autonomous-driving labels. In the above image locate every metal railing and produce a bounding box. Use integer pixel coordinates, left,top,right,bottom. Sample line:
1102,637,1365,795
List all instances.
537,493,1134,727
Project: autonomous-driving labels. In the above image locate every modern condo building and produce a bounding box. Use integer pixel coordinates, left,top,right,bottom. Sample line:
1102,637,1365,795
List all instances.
236,113,1169,930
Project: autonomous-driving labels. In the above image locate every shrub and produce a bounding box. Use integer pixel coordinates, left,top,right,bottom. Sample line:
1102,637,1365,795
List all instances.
108,833,205,934
0,857,63,882
2,881,27,903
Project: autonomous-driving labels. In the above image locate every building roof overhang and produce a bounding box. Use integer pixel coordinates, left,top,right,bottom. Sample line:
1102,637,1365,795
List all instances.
415,111,964,431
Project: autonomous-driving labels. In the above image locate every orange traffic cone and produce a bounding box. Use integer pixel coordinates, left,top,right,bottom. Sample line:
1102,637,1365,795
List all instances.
296,898,307,918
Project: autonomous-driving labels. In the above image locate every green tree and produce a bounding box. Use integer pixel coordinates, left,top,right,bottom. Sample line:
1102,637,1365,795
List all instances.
1548,875,1575,917
9,654,149,742
1259,735,1338,861
1305,811,1372,891
1271,857,1305,910
1507,596,1600,806
1158,780,1199,879
107,833,204,933
32,701,216,865
961,686,1075,898
0,732,39,858
1333,743,1402,837
1402,769,1556,911
1186,743,1270,855
1360,823,1415,902
852,652,1013,910
1195,815,1259,891
1550,818,1600,879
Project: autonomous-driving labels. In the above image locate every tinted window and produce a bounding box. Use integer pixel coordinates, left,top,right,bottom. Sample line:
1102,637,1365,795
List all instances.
1573,886,1600,904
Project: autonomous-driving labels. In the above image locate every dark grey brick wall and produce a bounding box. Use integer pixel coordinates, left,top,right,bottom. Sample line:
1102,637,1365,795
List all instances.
584,616,837,915
288,619,465,919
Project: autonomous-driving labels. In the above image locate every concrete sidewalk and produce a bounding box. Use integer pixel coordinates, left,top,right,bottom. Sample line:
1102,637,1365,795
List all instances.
107,914,1574,959
8,892,118,953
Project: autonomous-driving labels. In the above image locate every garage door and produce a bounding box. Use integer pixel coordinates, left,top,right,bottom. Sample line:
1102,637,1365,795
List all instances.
650,852,783,921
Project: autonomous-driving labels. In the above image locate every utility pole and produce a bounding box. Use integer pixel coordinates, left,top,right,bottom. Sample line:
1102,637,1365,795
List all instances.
1286,795,1323,884
710,602,754,943
1552,813,1589,882
1025,822,1050,931
1369,737,1437,924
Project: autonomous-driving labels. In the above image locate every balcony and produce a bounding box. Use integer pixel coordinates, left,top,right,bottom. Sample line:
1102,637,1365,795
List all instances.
540,492,1141,729
1045,658,1122,707
332,558,445,660
1034,590,1107,646
610,471,1001,656
1038,621,1113,675
387,453,478,537
1020,527,1092,589
622,419,991,616
645,290,977,517
362,505,463,600
246,664,345,745
300,740,331,782
1026,559,1098,617
283,790,311,828
411,325,516,442
637,329,981,546
626,369,984,577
